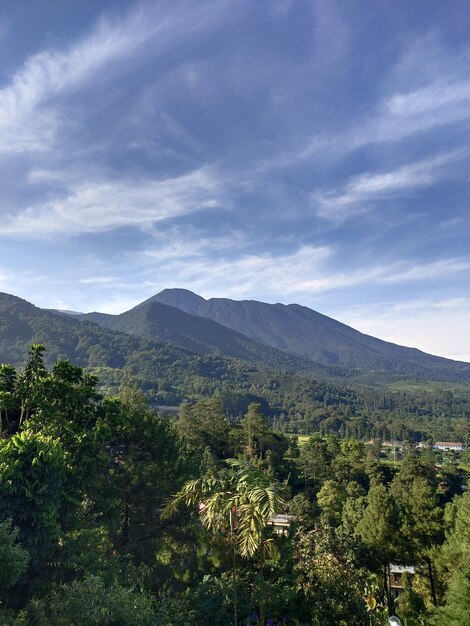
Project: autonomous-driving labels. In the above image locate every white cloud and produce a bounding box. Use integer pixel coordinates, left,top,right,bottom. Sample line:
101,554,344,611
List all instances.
312,150,466,221
337,298,470,362
0,9,152,154
119,234,470,305
0,1,240,154
0,167,222,235
257,44,470,173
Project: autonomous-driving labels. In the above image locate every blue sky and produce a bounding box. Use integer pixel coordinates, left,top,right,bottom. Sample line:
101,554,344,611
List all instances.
0,0,469,360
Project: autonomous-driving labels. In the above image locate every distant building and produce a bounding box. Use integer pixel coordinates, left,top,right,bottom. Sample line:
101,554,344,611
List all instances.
267,514,295,535
382,441,403,450
155,405,181,417
388,564,416,598
433,442,465,452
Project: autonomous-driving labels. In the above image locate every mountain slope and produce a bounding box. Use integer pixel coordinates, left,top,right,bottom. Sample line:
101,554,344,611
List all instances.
76,299,329,375
0,292,259,403
0,292,179,369
151,289,470,380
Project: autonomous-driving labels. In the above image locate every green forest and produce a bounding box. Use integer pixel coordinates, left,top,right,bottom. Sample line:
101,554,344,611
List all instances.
0,345,469,625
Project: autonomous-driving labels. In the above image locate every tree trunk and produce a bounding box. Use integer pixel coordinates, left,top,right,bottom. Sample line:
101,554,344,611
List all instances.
426,557,438,606
260,541,265,626
232,542,238,626
384,563,392,616
122,491,130,548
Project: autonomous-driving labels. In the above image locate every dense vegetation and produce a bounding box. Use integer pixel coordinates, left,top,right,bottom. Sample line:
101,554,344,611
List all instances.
0,345,468,624
151,289,470,380
1,293,470,446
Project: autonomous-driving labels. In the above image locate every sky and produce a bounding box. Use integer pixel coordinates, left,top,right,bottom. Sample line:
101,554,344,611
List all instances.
0,0,469,361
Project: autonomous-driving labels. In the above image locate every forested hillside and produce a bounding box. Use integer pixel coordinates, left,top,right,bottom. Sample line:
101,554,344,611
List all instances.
152,289,470,381
0,347,468,624
76,298,328,375
1,293,470,443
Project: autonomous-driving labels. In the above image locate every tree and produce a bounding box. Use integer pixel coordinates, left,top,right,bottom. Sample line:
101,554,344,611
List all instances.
316,479,347,524
392,476,443,606
0,364,17,437
432,491,470,623
16,344,47,427
93,385,186,568
0,429,67,582
177,398,229,458
294,524,370,625
241,403,268,459
163,458,285,625
356,484,400,614
298,434,335,488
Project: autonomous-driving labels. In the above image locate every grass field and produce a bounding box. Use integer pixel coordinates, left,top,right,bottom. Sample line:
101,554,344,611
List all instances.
285,433,311,447
386,380,470,392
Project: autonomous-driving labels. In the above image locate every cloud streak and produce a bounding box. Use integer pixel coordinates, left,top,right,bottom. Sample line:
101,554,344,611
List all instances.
257,40,470,173
312,150,467,221
123,234,470,303
0,0,240,154
0,167,222,235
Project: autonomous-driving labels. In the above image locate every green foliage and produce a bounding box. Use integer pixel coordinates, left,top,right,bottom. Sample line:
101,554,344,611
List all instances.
294,525,371,625
0,429,66,571
316,480,347,524
357,484,399,560
431,569,470,625
0,520,29,588
0,342,465,625
27,574,156,626
433,491,470,622
164,458,285,559
177,397,229,458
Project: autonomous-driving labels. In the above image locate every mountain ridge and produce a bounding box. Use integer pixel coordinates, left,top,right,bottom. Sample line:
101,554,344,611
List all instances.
2,290,469,384
75,299,328,375
149,288,470,377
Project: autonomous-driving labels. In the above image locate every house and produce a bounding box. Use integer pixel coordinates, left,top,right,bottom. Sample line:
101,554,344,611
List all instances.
433,442,465,452
267,514,295,535
388,564,416,598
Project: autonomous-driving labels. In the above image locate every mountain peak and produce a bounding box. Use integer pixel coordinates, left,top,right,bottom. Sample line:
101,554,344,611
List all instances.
150,288,207,315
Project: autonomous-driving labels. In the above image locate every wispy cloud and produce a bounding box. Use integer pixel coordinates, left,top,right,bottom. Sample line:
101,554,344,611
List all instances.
118,233,470,304
312,150,466,221
257,40,470,172
0,9,151,153
0,1,240,154
0,167,222,236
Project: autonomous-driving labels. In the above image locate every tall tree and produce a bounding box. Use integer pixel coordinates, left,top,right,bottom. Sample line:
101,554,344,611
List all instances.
241,403,268,459
392,475,443,606
164,458,285,625
356,484,400,614
177,398,229,458
432,491,470,623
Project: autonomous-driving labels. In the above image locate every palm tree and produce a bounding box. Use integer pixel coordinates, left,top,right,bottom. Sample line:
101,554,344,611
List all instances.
163,458,285,625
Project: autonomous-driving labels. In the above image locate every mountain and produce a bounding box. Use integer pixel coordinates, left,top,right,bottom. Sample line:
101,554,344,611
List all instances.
76,299,330,376
0,292,178,370
1,292,346,414
0,292,262,404
151,289,470,381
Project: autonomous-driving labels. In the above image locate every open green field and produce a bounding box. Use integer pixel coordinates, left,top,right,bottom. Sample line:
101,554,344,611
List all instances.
386,380,470,392
285,433,311,447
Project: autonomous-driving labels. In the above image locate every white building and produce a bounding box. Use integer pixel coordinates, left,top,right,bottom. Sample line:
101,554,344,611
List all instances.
433,442,465,452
